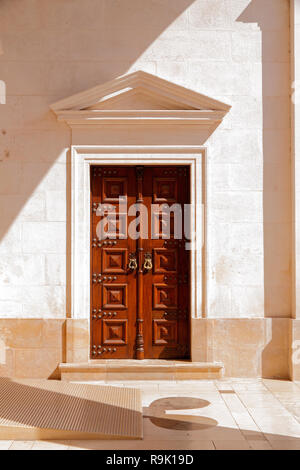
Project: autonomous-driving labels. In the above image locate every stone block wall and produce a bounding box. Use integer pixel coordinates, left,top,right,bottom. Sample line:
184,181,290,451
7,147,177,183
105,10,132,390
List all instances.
0,0,295,378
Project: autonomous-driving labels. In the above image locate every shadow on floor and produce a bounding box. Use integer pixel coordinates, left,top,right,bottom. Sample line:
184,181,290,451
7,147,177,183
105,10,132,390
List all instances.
144,396,217,431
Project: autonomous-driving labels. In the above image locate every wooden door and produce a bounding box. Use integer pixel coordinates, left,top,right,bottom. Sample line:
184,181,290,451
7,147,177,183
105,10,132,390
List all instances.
90,165,190,360
142,167,190,359
90,166,137,359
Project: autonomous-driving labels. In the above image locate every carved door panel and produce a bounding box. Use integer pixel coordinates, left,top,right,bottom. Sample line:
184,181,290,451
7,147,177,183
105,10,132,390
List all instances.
90,165,190,360
142,167,190,359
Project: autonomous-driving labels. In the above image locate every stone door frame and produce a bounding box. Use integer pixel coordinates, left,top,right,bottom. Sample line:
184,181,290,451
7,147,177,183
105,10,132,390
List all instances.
71,146,206,359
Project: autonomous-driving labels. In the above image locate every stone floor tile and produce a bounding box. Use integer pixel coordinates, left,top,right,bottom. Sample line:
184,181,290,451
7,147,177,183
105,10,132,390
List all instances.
232,384,269,392
247,405,294,417
143,417,245,441
231,413,262,432
159,382,217,392
263,380,300,393
221,393,250,414
213,440,251,450
0,441,13,450
123,382,160,393
9,441,34,450
134,440,215,450
68,440,143,450
248,440,273,450
241,430,266,440
175,380,218,389
67,439,215,450
270,440,300,450
154,390,224,402
214,379,233,388
236,394,284,411
260,423,300,439
31,440,70,450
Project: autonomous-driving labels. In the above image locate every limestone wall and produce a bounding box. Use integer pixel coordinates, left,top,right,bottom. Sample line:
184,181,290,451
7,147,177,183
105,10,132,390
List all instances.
0,0,292,322
0,317,293,379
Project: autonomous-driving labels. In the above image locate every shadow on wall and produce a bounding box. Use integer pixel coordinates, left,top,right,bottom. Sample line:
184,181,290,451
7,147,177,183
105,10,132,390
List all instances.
237,0,292,320
0,0,195,317
0,0,197,97
0,0,196,227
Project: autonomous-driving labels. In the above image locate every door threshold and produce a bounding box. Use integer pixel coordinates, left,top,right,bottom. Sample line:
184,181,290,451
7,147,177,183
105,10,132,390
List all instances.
59,360,224,381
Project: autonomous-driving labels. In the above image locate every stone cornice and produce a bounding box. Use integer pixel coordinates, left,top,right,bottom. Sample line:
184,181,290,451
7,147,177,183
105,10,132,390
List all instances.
50,70,231,130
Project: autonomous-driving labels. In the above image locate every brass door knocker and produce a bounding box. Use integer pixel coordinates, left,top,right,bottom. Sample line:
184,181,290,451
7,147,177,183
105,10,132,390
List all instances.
128,253,138,271
143,252,153,272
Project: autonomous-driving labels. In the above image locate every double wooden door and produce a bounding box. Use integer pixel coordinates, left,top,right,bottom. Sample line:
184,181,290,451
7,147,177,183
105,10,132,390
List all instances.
90,165,190,360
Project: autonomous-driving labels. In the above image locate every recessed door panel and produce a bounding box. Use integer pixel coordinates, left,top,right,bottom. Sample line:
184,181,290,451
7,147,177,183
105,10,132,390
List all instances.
102,248,128,274
103,284,128,310
153,284,178,310
153,249,178,273
102,177,128,202
153,319,178,346
102,319,128,345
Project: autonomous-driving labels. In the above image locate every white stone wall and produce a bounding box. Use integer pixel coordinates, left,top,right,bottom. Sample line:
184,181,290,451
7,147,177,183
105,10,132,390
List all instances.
0,0,291,319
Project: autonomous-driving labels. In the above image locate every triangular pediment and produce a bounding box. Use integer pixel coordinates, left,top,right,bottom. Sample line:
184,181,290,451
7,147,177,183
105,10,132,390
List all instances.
50,71,230,128
86,87,196,111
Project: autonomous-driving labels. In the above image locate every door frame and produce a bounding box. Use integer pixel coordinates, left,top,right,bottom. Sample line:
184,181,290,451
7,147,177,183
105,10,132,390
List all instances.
71,146,206,360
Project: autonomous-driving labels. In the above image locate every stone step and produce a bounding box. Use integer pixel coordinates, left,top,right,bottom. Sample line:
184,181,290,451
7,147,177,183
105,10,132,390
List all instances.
59,360,224,381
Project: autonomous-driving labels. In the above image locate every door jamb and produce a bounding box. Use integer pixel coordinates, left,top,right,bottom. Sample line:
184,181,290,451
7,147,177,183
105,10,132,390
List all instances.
71,146,206,362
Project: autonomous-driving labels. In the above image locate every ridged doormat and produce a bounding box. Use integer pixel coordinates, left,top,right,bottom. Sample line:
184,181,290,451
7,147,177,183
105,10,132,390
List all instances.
0,378,142,440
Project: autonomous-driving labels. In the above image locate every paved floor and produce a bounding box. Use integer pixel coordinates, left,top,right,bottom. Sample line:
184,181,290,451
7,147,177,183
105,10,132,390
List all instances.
1,378,300,450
